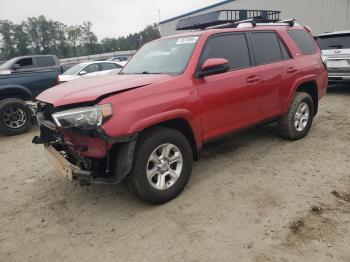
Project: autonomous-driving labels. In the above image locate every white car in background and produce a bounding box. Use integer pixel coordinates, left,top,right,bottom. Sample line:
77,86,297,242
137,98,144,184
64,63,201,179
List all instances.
58,61,124,83
315,31,350,83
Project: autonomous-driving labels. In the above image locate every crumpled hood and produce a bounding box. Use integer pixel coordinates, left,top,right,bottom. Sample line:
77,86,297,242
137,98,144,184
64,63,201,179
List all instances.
37,74,172,107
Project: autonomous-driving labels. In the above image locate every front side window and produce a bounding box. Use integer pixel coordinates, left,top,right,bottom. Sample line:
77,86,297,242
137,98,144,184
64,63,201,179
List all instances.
16,58,33,68
83,64,100,73
200,34,251,70
122,36,199,75
315,34,350,50
252,32,284,65
288,29,317,55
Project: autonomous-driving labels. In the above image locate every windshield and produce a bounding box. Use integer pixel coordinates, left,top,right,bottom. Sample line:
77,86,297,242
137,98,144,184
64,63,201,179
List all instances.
121,36,199,75
0,57,17,70
62,63,85,75
315,34,350,50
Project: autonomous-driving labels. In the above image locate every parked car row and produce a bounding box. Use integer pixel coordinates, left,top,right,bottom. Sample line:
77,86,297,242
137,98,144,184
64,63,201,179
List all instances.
0,56,126,135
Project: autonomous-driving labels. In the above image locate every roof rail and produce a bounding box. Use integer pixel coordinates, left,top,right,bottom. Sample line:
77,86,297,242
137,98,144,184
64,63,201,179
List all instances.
176,9,281,30
277,18,295,27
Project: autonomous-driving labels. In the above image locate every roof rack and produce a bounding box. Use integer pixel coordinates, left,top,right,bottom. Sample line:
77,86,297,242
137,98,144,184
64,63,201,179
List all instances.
176,9,281,30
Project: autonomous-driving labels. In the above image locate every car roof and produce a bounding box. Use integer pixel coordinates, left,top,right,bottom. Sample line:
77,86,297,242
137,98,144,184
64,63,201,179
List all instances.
162,24,305,40
316,30,350,37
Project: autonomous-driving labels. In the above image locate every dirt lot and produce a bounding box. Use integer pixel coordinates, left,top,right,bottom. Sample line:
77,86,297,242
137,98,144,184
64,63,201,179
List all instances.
0,85,350,262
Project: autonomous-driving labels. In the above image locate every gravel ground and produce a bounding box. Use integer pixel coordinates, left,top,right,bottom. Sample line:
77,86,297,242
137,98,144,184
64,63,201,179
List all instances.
0,85,350,262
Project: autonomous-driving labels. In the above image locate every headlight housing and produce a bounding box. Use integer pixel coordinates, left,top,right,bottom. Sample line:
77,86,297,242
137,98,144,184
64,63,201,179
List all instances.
52,104,113,130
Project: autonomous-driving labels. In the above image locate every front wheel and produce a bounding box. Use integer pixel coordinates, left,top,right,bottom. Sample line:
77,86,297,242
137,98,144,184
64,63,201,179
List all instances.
0,98,33,136
126,127,193,204
277,92,314,140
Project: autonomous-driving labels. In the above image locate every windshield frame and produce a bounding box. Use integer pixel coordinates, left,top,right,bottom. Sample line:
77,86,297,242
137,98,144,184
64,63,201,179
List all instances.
120,35,201,76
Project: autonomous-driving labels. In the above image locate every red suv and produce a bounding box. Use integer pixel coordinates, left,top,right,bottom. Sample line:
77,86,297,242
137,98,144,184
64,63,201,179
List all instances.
33,22,328,204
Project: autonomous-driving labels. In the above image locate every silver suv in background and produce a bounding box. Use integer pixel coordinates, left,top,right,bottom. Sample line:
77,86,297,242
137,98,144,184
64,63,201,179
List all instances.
315,31,350,83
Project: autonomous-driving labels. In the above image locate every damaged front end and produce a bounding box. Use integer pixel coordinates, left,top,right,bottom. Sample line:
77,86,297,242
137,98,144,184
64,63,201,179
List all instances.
33,102,137,184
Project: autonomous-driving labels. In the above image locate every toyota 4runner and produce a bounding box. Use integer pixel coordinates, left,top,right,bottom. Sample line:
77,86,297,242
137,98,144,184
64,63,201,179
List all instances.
33,19,328,204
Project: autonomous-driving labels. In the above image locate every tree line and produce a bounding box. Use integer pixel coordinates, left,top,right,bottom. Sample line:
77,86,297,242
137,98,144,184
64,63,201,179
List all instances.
0,15,161,61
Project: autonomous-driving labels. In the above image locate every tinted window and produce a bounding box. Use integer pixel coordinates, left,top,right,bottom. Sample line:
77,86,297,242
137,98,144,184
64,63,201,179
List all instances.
252,32,283,64
37,56,55,67
83,64,100,73
288,29,317,55
101,63,120,70
16,58,33,68
201,34,251,70
315,34,350,50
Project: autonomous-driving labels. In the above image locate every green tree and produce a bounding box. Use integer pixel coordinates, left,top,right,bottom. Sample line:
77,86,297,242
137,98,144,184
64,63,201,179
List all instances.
0,20,16,58
81,21,98,55
66,25,82,57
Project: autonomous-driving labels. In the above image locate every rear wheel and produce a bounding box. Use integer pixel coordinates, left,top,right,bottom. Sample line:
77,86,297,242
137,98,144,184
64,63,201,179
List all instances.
126,127,193,204
277,92,314,140
0,98,33,136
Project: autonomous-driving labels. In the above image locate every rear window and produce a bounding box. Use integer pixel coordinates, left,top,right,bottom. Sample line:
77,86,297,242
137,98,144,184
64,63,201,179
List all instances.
288,29,317,55
37,56,55,67
315,34,350,50
251,32,285,65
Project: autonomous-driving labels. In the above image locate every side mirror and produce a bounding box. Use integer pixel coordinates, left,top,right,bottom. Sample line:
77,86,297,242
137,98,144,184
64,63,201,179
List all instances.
12,64,20,71
79,70,87,75
198,58,230,78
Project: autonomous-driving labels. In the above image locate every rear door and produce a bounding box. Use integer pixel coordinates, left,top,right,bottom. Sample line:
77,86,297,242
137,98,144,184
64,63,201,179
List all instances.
250,31,298,117
195,33,263,141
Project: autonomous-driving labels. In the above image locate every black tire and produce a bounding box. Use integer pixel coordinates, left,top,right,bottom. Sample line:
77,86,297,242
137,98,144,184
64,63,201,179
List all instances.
277,92,314,140
0,98,33,136
126,127,193,204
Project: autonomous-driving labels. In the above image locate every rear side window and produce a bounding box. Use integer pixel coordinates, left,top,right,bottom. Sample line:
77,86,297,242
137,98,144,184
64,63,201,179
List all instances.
315,34,350,50
288,29,317,55
100,63,121,70
37,56,55,67
201,34,251,70
251,32,284,64
16,58,33,68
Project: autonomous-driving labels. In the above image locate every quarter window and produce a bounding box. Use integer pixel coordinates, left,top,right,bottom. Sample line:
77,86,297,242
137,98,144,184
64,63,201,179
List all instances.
201,34,251,70
251,32,283,65
288,29,317,55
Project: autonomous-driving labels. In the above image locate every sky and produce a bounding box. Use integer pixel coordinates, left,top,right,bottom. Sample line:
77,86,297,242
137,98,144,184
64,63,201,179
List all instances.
0,0,219,40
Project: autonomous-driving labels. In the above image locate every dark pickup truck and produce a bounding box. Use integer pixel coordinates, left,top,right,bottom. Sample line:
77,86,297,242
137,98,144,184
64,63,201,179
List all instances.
0,55,60,135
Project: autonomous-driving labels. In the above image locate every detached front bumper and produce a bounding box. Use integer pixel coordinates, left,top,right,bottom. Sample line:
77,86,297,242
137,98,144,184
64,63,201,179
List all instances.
44,144,91,181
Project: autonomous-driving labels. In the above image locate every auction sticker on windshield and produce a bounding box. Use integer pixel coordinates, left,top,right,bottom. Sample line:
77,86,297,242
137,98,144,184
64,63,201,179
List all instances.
176,37,199,45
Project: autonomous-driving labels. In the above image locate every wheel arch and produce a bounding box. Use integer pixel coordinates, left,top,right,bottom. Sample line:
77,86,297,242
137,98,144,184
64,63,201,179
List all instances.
284,78,319,116
0,85,33,101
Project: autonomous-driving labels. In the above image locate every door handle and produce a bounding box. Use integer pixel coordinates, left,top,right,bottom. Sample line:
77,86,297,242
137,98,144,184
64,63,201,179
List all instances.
246,75,260,83
287,67,298,73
